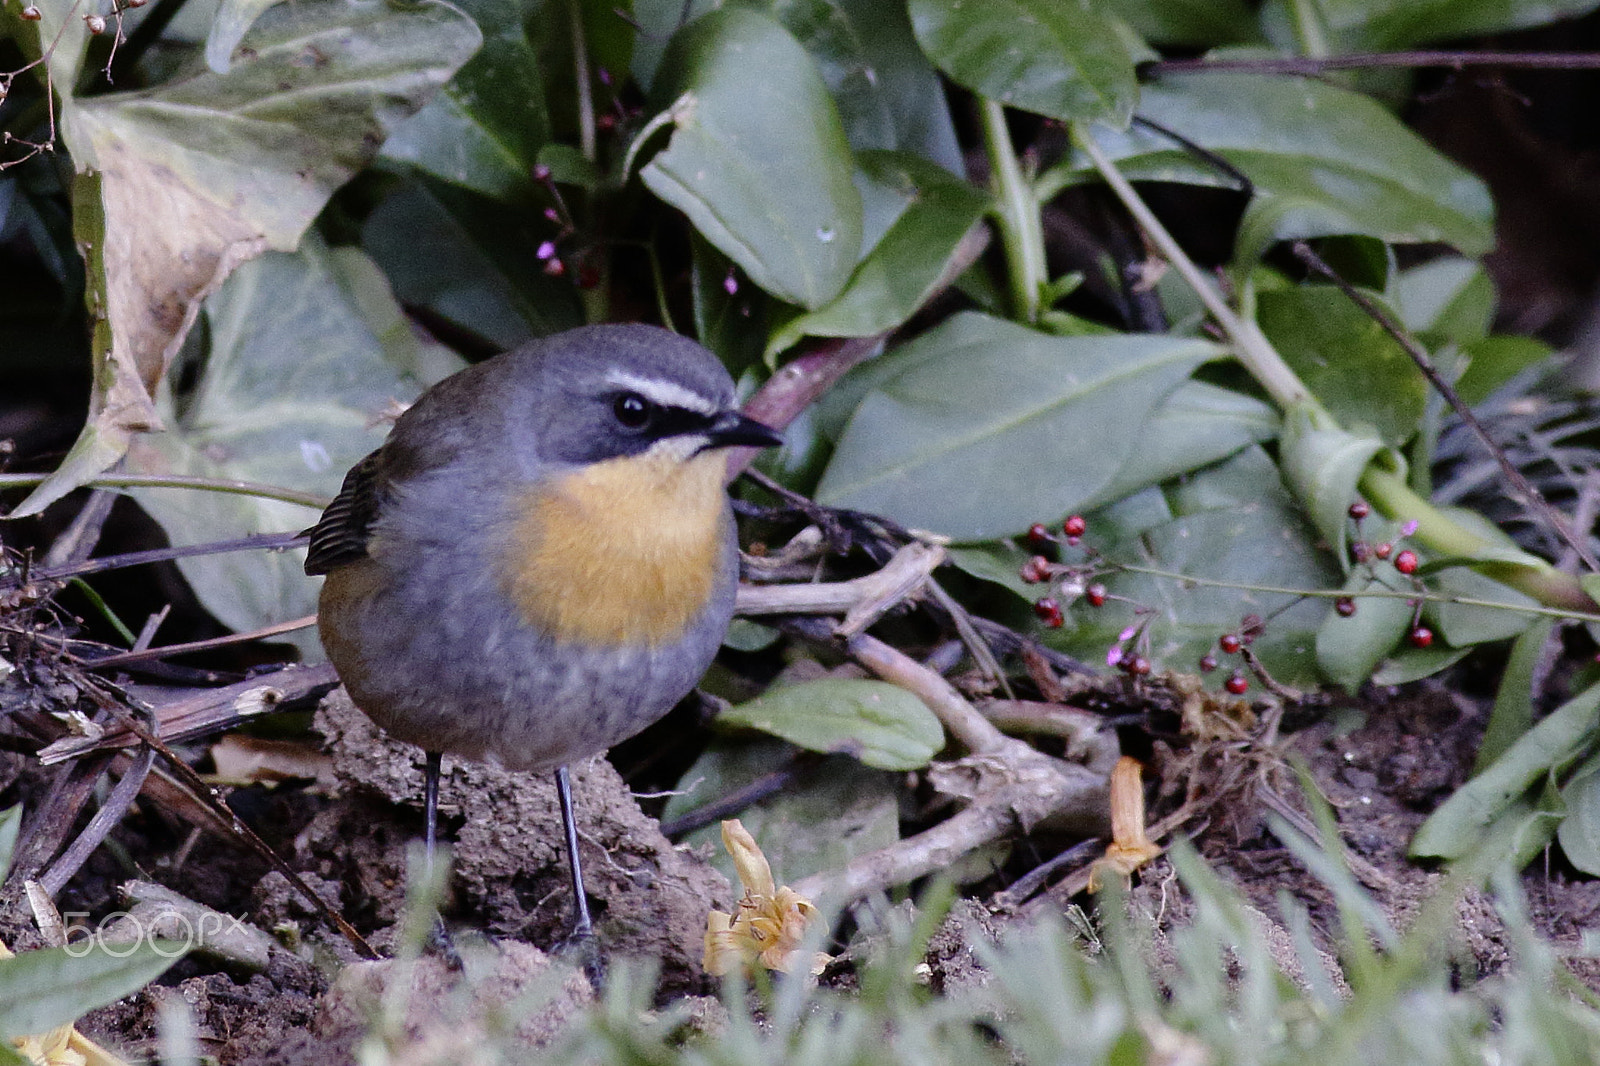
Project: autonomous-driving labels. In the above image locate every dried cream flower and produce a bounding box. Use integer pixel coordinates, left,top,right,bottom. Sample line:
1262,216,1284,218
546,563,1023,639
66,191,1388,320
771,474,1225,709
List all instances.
702,819,829,977
1089,756,1163,892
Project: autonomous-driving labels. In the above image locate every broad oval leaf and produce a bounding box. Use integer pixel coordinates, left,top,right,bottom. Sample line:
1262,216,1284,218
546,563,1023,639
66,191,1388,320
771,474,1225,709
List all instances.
1315,576,1411,692
766,151,990,358
908,0,1137,127
1075,72,1493,261
1259,287,1428,448
816,312,1220,540
642,8,863,309
1558,753,1600,877
717,678,945,770
0,941,187,1041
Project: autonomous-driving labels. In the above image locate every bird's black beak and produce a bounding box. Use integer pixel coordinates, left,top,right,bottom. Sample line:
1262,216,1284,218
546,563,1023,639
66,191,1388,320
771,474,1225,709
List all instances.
706,410,783,449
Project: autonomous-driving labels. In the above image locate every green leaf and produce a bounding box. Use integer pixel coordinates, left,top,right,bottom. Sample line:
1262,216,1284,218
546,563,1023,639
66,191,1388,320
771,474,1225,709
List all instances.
1431,566,1537,647
1315,578,1412,692
642,8,863,309
379,0,549,199
1559,752,1600,876
0,806,19,885
1078,380,1279,510
126,236,466,655
766,151,989,357
15,0,478,518
1259,287,1427,448
1057,447,1338,687
908,0,1137,127
717,678,945,770
1077,73,1493,261
816,312,1219,540
1477,618,1556,773
1277,403,1385,564
1411,679,1600,860
0,941,186,1041
205,0,287,72
1293,0,1600,51
1393,257,1493,343
362,178,581,350
1455,335,1552,406
757,0,965,169
663,740,902,885
1100,0,1262,46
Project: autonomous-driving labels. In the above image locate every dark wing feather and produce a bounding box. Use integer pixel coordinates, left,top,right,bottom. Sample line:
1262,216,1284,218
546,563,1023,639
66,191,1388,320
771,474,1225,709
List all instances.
303,450,385,575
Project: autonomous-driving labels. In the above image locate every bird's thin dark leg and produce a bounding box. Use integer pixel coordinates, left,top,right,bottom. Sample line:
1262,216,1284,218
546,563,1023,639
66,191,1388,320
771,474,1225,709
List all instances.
422,750,460,969
424,750,443,876
555,764,593,939
555,764,604,988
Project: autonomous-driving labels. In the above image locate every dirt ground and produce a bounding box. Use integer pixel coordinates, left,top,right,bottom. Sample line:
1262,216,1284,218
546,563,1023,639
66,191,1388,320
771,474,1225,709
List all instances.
4,654,1599,1064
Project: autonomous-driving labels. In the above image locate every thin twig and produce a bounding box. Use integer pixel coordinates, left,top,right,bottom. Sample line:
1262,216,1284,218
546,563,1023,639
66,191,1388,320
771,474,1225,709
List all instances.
80,614,317,669
1,531,308,590
1292,241,1600,574
61,667,379,959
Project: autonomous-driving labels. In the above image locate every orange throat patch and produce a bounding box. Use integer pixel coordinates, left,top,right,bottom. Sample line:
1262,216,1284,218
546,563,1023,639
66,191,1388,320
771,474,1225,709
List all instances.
498,450,728,647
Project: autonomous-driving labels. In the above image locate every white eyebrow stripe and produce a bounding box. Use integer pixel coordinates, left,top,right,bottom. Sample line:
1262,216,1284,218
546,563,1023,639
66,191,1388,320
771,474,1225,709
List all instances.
604,370,721,415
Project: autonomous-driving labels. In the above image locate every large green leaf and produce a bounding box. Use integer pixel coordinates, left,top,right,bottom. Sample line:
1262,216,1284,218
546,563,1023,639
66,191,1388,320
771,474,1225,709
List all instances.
1055,446,1339,687
362,178,581,350
816,312,1219,540
766,151,989,357
12,0,478,518
1074,73,1493,262
908,0,1137,127
1412,679,1600,860
379,0,550,199
126,236,465,653
1558,751,1600,877
718,678,945,771
1315,575,1412,693
1101,0,1262,46
642,8,862,309
1259,287,1428,447
1272,0,1600,50
0,942,186,1042
752,0,964,170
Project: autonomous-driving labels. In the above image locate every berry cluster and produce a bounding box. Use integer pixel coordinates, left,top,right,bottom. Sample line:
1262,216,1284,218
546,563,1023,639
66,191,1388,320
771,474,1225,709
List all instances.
1345,499,1433,649
1018,515,1104,630
1197,616,1264,695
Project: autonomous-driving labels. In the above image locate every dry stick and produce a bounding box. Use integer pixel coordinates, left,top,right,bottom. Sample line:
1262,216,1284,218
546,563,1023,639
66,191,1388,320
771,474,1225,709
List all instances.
82,614,318,669
64,668,379,959
1147,50,1600,77
37,747,156,896
0,531,309,590
1291,241,1600,574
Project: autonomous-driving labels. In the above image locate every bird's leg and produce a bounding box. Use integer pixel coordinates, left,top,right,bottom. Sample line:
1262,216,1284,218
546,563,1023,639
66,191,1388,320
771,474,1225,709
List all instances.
555,764,603,987
555,764,594,939
422,750,461,969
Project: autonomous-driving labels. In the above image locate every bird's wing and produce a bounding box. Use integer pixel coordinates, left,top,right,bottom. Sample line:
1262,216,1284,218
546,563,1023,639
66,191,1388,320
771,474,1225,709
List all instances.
303,450,386,575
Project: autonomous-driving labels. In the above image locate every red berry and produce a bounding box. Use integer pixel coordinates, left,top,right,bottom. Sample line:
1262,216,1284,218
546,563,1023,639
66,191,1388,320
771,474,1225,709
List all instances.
1409,625,1434,648
21,3,42,17
1225,673,1249,695
1033,598,1064,628
1027,522,1053,550
1348,500,1370,520
1351,541,1372,563
1199,653,1218,673
1063,515,1087,539
1374,542,1393,560
1394,550,1419,575
1219,634,1242,654
1335,597,1357,617
1129,655,1151,676
1086,583,1107,607
1019,555,1051,583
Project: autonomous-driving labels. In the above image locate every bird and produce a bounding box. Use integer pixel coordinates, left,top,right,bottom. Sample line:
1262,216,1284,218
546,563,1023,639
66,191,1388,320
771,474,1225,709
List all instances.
303,323,782,952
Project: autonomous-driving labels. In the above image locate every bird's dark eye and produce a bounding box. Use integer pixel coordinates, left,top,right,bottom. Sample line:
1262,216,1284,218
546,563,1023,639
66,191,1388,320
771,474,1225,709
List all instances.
612,392,653,429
